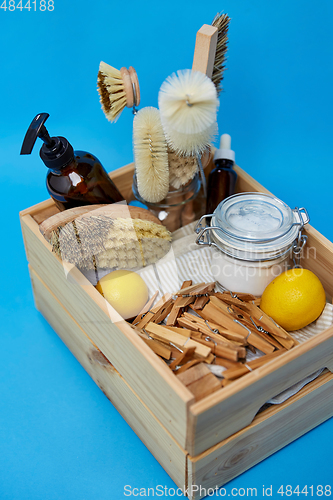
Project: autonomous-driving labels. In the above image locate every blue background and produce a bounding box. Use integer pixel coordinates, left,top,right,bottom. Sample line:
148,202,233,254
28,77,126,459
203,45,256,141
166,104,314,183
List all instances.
1,0,332,498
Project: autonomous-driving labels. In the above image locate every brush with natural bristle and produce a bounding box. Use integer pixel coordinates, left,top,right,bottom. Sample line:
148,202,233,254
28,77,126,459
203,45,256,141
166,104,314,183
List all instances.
133,107,169,203
97,62,140,123
40,205,172,271
167,148,198,189
211,13,230,95
158,69,218,157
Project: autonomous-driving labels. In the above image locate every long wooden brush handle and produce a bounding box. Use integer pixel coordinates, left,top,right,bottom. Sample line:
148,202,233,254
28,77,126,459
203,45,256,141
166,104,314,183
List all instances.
192,24,218,77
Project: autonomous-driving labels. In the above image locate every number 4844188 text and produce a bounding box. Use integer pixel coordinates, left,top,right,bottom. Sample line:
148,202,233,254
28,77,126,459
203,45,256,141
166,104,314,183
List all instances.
1,1,54,11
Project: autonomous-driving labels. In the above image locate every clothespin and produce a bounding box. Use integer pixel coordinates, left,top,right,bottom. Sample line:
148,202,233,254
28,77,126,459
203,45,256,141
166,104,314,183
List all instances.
130,324,172,360
144,322,212,359
132,290,159,325
167,280,193,326
198,298,276,354
177,362,222,401
223,349,286,380
173,282,215,297
135,293,173,328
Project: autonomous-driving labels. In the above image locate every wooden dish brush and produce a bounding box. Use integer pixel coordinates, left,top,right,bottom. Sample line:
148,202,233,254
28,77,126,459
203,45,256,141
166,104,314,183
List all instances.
97,62,140,122
40,204,172,271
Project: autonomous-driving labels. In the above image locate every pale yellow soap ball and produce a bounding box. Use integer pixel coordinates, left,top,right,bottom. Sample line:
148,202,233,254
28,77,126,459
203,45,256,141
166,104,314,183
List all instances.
96,270,148,320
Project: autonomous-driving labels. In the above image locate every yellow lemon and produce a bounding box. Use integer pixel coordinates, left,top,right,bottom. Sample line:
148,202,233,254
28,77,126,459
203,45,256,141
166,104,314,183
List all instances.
260,268,326,331
96,270,148,320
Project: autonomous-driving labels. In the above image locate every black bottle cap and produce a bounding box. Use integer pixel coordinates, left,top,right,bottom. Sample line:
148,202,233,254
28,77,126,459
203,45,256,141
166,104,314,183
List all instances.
21,113,74,170
39,135,74,170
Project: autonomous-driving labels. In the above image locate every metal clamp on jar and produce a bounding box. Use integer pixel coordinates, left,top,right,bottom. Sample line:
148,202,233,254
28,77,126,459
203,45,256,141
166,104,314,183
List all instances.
195,192,310,295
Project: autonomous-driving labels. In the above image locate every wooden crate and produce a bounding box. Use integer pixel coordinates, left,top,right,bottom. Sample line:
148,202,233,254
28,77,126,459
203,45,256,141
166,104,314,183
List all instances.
29,266,333,500
20,163,333,496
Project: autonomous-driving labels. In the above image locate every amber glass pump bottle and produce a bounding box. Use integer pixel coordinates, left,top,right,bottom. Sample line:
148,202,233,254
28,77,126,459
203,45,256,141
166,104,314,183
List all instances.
21,113,124,210
206,134,237,215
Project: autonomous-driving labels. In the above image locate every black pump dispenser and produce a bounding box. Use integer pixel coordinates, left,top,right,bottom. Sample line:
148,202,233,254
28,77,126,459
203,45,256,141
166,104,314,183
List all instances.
21,113,124,210
21,113,75,170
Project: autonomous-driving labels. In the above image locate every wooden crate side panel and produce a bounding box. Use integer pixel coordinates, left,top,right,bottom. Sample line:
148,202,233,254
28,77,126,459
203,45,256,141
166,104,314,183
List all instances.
30,267,188,489
110,162,135,202
234,166,271,195
188,327,333,455
187,371,333,500
21,214,194,448
19,198,57,220
301,225,333,299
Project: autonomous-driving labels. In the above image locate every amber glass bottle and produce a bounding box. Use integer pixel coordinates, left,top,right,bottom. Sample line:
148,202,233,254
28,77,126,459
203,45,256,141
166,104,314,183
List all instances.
21,113,124,210
206,134,237,215
46,151,124,210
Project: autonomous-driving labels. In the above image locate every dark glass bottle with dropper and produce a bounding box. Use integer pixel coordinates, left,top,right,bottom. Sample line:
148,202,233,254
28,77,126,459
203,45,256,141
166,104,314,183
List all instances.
206,134,237,215
21,113,124,210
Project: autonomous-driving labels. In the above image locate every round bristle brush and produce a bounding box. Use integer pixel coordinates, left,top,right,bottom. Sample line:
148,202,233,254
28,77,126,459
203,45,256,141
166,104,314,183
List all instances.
97,62,140,123
133,107,169,203
158,69,219,157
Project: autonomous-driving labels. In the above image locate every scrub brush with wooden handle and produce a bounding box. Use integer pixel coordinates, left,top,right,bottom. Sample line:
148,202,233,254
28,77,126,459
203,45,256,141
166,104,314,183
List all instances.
158,24,220,198
211,13,230,95
165,25,219,189
158,24,219,159
133,107,169,203
97,62,140,122
40,204,172,271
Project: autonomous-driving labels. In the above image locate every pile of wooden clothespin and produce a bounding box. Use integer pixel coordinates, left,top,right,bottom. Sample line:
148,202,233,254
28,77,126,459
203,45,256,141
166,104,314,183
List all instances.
129,281,296,401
